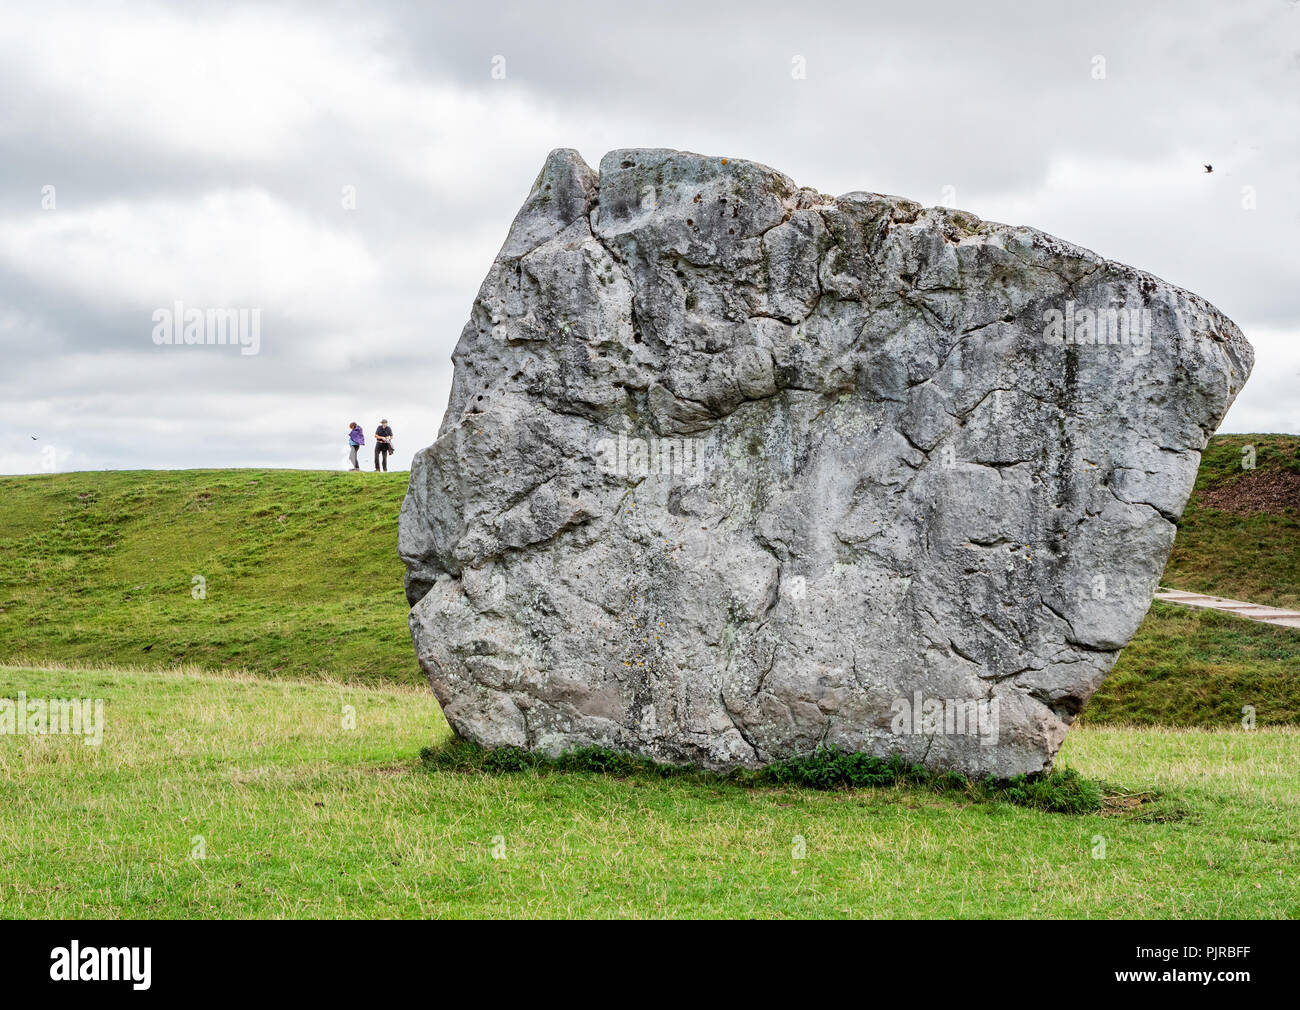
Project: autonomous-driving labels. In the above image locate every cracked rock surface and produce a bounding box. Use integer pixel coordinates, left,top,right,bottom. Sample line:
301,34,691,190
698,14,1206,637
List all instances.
400,148,1253,776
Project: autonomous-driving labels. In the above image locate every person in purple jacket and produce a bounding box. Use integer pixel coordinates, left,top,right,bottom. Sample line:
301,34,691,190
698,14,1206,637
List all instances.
347,422,364,470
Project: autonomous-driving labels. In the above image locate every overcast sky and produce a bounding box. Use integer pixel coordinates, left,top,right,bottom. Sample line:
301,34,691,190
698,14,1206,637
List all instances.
2,0,1297,475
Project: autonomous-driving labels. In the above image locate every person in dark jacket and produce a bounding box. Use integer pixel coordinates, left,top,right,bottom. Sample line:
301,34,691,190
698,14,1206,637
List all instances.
374,419,394,471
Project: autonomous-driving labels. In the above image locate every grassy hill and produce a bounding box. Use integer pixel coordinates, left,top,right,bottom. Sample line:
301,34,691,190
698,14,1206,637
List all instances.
0,469,417,684
0,433,1296,726
1084,433,1300,726
1157,433,1300,609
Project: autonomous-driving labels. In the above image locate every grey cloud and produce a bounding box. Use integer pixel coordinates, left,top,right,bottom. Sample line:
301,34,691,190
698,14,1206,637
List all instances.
1,0,1296,474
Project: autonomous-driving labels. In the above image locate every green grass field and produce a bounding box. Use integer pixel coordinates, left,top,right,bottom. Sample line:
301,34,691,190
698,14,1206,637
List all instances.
1,662,1295,919
0,435,1296,918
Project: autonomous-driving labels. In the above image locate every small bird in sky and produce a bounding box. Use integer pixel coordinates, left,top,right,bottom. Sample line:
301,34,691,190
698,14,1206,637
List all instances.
30,434,39,440
1204,164,1214,173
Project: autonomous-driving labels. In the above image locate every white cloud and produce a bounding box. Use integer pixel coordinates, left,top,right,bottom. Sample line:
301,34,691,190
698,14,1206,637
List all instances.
0,189,377,314
1220,327,1300,435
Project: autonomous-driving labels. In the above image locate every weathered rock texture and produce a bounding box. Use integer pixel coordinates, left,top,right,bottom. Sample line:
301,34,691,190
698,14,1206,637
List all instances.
400,148,1252,776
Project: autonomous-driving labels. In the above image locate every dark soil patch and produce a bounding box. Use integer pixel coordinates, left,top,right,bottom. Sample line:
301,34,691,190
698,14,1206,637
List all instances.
1197,468,1300,516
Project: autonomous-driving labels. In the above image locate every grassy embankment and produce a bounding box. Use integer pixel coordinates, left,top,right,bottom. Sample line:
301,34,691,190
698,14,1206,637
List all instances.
0,434,1295,725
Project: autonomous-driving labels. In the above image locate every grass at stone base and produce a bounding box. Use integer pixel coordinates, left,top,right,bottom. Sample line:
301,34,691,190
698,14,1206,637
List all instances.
2,663,1295,919
421,739,1107,815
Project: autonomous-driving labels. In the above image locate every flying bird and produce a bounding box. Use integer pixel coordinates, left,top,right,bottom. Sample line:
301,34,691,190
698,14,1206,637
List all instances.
1204,164,1214,173
30,435,39,440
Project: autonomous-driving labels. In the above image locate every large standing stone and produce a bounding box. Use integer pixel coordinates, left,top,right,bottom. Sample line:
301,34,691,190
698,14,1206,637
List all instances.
400,148,1252,776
